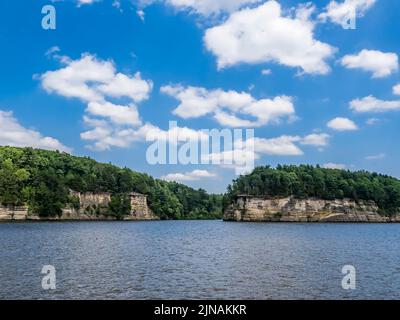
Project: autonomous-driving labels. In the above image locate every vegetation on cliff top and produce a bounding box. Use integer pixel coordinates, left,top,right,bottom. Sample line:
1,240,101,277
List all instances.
2,147,400,218
224,165,400,216
0,146,222,219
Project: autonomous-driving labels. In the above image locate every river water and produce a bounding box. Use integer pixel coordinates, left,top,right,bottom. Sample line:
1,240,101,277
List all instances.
1,220,399,299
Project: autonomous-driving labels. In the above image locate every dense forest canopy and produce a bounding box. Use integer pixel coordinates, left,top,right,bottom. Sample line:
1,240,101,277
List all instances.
2,147,400,218
224,165,400,216
0,146,222,219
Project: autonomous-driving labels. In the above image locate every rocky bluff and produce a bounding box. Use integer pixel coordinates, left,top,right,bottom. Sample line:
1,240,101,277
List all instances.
224,195,400,223
0,191,158,221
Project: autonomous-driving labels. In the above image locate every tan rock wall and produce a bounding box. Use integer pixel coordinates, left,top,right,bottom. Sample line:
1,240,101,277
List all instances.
0,206,29,220
125,193,158,220
224,196,400,223
0,191,158,221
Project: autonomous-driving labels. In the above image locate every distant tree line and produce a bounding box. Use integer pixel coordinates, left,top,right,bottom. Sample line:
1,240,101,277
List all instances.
224,165,400,216
0,146,222,219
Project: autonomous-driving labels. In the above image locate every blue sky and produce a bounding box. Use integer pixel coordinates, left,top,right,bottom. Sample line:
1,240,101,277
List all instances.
0,0,399,193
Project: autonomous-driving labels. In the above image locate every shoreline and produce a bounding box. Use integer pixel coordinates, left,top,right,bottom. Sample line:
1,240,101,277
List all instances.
1,218,399,224
222,219,400,223
0,218,223,223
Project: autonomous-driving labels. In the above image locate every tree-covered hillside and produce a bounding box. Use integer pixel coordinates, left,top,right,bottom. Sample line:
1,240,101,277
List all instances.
3,147,399,218
224,165,400,216
0,146,222,219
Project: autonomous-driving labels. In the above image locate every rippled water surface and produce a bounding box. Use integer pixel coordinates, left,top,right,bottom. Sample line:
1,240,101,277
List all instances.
1,220,400,299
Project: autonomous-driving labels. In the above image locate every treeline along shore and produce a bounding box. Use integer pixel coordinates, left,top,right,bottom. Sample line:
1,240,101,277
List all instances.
0,146,222,220
1,146,400,222
223,165,400,222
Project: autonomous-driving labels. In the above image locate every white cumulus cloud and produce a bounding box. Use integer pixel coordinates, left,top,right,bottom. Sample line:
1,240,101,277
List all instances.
41,53,153,150
251,132,330,156
162,169,216,182
253,136,304,156
261,69,272,76
327,117,358,131
199,131,329,173
86,101,142,126
350,96,400,113
161,84,295,127
204,1,336,74
77,0,97,6
393,84,400,96
300,133,331,146
319,0,376,25
0,110,70,153
340,49,398,78
41,54,152,103
323,163,347,169
164,0,262,16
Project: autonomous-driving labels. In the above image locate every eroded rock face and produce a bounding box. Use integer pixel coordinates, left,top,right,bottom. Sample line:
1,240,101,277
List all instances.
224,196,400,223
63,191,158,220
0,206,28,220
123,193,157,220
0,191,158,221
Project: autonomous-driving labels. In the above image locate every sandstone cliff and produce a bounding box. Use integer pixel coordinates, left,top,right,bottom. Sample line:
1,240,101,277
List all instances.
224,195,400,223
0,206,29,221
0,191,159,221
